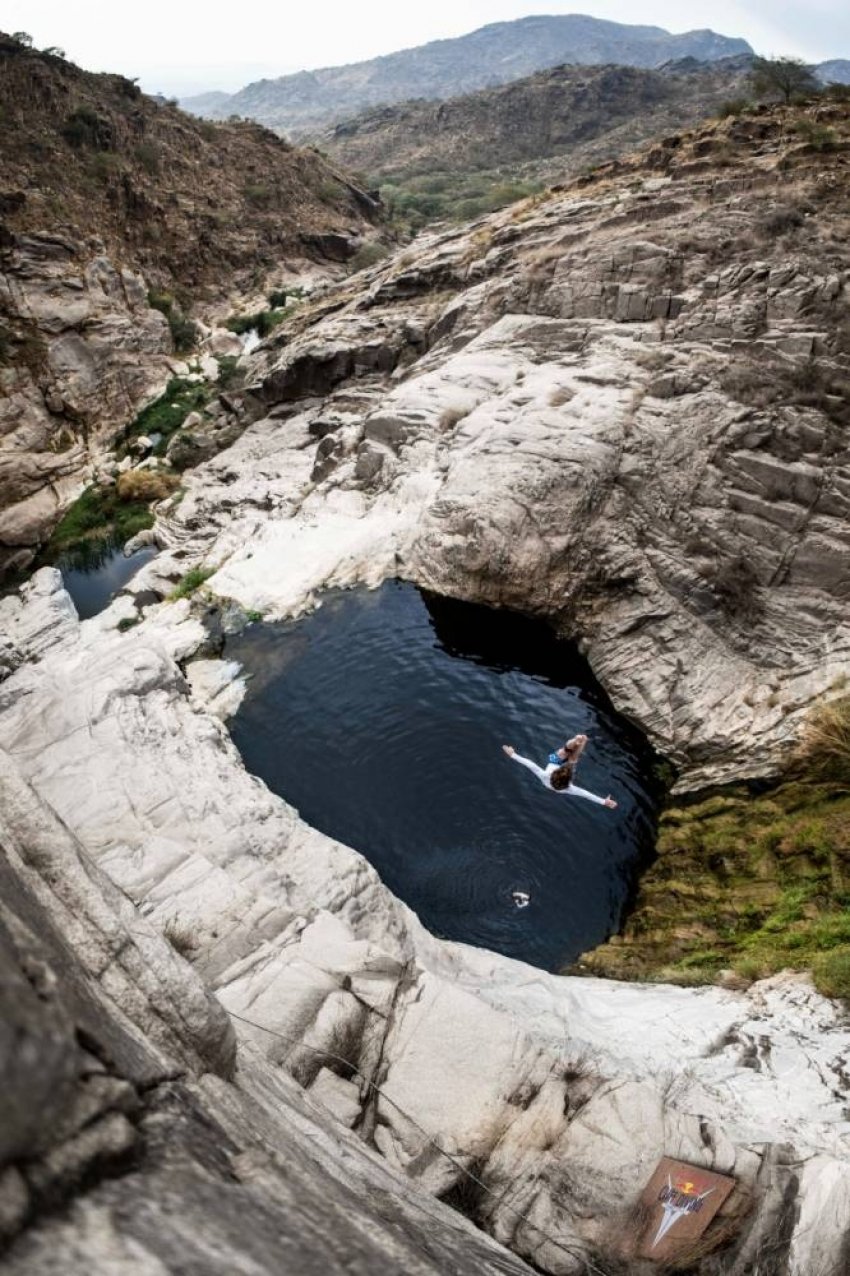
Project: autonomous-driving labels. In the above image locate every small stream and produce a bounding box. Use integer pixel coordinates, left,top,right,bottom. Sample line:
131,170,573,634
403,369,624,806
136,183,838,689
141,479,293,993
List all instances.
226,581,660,971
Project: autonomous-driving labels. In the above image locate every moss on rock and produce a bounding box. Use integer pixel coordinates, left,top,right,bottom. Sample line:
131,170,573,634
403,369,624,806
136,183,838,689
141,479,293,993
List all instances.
576,781,850,990
575,698,850,997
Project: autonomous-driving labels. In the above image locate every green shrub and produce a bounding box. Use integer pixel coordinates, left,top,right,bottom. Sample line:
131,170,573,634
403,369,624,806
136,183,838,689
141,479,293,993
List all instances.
315,178,342,204
124,376,209,455
225,308,288,338
243,183,273,208
86,152,122,182
114,76,141,100
267,289,289,308
168,312,199,352
169,566,215,601
147,291,198,354
380,169,543,233
62,106,114,150
348,242,390,272
794,120,839,152
134,141,160,174
759,205,805,237
824,82,850,102
716,98,751,118
117,616,139,632
215,355,243,389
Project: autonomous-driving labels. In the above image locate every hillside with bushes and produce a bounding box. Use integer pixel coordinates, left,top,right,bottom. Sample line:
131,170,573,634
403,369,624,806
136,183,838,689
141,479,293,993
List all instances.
0,32,376,297
323,57,752,227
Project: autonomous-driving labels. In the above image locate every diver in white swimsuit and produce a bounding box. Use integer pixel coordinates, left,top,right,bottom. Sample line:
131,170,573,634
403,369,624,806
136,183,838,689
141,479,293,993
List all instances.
502,739,617,808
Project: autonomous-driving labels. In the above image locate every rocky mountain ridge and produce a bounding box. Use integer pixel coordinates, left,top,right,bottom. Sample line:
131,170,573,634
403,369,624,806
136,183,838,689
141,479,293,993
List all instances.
0,33,380,577
182,14,754,135
322,56,752,215
817,59,850,85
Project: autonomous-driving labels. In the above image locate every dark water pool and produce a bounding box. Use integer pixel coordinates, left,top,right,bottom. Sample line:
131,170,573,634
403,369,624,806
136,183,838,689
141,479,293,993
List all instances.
61,546,158,620
227,582,659,971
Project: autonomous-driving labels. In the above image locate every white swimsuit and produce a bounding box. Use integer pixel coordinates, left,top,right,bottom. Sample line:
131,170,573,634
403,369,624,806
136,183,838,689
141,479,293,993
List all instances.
508,752,608,805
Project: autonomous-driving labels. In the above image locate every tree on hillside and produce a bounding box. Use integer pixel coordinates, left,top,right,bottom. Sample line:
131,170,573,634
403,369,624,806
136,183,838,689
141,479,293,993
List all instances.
11,32,33,46
750,56,819,104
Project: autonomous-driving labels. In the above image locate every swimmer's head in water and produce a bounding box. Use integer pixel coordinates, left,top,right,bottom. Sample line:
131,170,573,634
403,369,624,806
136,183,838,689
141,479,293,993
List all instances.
550,763,574,791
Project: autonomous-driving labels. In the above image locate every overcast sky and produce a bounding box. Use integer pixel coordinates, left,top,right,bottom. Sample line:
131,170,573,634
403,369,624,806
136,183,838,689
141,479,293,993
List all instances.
3,1,848,96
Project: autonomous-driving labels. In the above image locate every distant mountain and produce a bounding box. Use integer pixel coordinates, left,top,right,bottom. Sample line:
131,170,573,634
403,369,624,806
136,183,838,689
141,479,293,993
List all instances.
178,89,232,114
817,60,850,85
181,14,753,135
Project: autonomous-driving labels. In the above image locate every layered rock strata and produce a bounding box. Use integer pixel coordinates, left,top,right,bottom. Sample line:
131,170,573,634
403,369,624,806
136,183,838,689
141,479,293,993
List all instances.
0,233,171,574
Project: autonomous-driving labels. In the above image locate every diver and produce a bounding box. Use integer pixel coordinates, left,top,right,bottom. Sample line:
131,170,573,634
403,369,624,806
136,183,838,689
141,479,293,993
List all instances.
502,738,617,808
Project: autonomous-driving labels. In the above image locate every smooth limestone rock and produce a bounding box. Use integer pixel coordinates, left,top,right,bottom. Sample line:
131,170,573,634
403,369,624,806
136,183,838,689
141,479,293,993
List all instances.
1,570,849,1274
0,747,532,1276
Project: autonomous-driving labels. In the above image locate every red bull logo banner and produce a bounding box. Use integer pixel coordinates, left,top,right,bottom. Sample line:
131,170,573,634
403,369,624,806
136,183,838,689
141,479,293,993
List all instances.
635,1157,736,1261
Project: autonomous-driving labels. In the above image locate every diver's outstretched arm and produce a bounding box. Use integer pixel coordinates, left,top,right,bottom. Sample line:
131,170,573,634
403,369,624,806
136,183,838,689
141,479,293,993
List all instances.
502,746,547,783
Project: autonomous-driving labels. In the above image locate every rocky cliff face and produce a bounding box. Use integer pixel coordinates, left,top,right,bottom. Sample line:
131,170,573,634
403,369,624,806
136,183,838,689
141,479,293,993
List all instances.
2,97,849,1274
183,15,753,135
0,234,171,575
0,33,380,576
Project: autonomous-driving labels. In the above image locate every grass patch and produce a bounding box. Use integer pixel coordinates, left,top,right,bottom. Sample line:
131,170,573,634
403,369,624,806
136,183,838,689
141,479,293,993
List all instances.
123,377,209,456
163,917,200,958
215,354,243,389
578,696,850,999
42,485,155,570
795,694,850,787
148,291,198,354
116,470,179,503
813,946,850,999
168,566,214,601
379,169,544,233
225,307,291,338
